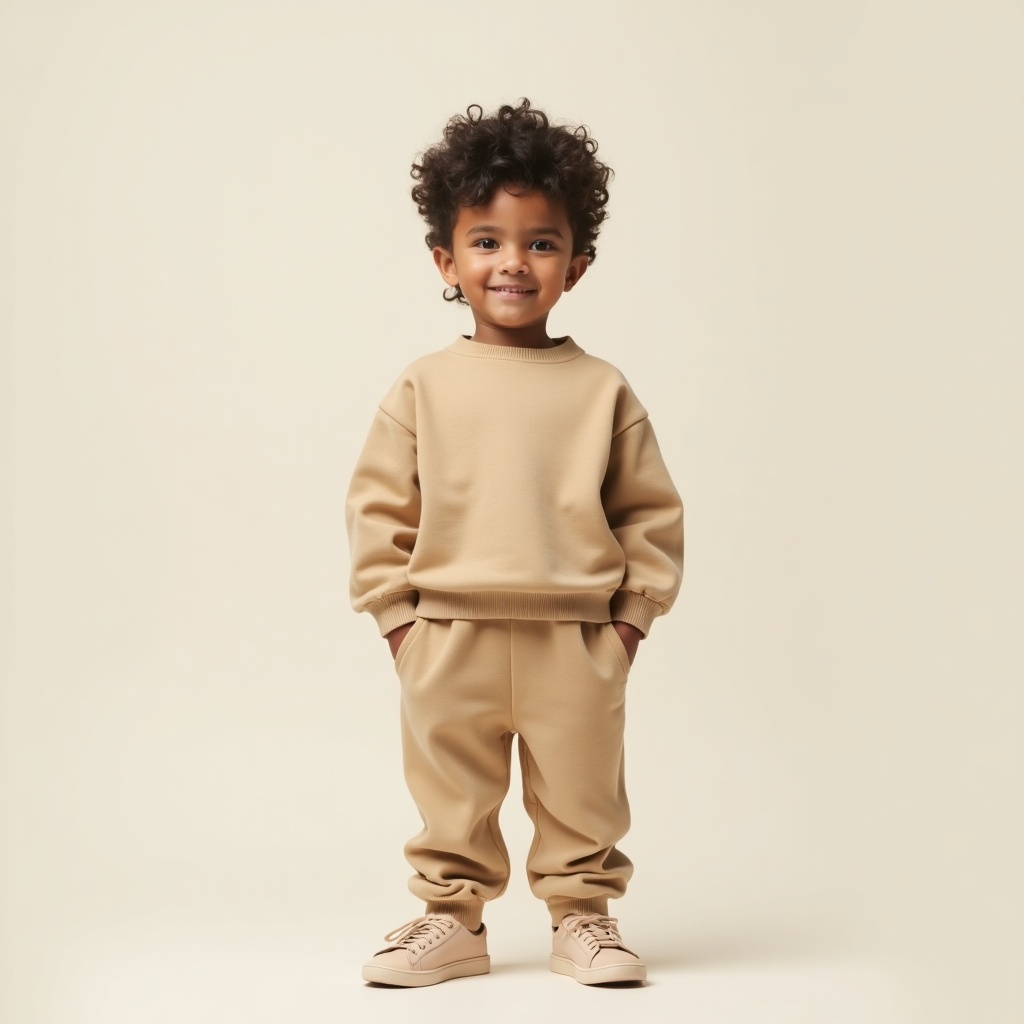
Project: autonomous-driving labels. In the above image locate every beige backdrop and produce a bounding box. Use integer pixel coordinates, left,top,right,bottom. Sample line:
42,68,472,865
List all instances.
2,2,1022,1023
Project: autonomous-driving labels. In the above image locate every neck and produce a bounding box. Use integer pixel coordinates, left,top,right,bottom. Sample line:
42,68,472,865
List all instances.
469,320,556,348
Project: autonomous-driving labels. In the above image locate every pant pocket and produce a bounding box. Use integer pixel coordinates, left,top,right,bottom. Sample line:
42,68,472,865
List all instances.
393,616,427,673
603,622,632,676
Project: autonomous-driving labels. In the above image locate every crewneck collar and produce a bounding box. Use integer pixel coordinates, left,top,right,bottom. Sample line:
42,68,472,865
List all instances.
446,335,584,363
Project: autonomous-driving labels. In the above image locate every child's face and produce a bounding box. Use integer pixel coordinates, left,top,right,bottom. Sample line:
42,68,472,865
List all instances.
433,187,589,345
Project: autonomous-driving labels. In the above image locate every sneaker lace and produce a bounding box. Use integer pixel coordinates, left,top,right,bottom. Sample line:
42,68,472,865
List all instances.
566,914,628,952
383,914,458,951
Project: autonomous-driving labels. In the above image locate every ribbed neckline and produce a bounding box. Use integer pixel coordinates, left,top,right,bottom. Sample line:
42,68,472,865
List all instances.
446,335,584,363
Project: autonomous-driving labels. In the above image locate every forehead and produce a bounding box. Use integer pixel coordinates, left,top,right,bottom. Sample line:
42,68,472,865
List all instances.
453,188,570,234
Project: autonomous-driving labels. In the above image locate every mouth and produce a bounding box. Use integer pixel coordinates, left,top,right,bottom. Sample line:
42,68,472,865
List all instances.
489,286,536,296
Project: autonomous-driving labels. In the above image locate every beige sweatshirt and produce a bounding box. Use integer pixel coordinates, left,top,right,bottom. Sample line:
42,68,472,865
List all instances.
345,335,684,638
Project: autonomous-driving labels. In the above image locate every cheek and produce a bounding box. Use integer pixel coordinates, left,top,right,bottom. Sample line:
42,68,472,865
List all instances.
547,263,575,288
459,256,490,281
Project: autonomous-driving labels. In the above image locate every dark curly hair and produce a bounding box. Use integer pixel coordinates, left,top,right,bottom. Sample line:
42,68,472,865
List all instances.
410,98,613,304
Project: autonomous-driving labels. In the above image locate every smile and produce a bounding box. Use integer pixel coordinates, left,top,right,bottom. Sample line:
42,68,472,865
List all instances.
489,286,536,294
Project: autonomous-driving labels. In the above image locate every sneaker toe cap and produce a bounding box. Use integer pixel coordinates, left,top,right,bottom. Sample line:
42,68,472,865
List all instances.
367,948,414,970
592,948,642,969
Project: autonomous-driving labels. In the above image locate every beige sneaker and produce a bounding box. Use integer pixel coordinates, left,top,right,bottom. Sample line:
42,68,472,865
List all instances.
362,914,490,987
550,913,647,985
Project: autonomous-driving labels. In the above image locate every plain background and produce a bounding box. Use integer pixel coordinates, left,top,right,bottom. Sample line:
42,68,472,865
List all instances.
2,2,1021,1022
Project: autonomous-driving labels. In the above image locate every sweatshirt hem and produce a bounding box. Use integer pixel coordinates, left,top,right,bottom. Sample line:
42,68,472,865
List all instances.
415,589,613,622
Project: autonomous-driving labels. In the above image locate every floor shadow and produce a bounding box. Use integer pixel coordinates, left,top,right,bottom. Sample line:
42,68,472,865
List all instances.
489,960,542,976
641,926,854,971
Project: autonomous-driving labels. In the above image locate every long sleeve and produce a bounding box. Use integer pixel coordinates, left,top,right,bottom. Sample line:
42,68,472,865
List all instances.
601,415,684,636
345,406,421,635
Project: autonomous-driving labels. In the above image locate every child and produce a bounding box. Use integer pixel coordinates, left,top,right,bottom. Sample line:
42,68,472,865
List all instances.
346,99,684,987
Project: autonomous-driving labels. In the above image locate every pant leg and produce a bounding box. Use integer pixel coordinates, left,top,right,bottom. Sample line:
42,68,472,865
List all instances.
395,617,515,926
511,620,635,923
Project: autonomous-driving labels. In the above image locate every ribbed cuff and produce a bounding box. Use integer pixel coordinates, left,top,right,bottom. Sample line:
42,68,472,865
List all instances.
365,590,419,636
547,897,610,925
426,899,485,930
609,590,663,637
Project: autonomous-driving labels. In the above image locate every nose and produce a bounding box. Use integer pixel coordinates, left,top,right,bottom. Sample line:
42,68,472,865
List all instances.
499,246,528,274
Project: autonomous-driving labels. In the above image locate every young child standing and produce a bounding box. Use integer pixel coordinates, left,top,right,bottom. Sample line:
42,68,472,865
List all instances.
346,99,684,987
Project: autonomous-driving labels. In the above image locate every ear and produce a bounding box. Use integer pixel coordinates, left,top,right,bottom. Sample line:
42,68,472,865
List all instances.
563,255,589,292
433,246,459,287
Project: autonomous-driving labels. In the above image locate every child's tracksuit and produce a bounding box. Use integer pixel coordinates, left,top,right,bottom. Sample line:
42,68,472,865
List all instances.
346,335,684,928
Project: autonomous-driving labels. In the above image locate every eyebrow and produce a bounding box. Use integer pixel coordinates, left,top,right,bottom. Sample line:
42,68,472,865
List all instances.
465,224,565,238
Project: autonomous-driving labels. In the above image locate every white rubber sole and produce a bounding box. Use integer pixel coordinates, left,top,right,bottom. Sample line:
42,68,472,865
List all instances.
362,955,490,987
549,954,647,985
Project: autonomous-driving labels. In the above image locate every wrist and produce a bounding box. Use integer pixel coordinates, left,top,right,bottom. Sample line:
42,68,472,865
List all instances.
612,620,644,640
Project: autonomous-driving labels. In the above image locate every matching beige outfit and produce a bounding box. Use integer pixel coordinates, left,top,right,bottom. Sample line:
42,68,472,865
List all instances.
346,335,683,927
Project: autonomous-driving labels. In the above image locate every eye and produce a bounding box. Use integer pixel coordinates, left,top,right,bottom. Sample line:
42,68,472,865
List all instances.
473,238,499,250
529,239,556,252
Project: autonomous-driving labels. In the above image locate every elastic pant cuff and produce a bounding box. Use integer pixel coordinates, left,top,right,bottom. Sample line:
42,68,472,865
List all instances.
546,896,610,925
426,899,485,930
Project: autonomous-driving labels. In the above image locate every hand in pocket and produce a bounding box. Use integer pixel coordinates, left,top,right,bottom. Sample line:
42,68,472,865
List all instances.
386,622,414,660
612,620,643,666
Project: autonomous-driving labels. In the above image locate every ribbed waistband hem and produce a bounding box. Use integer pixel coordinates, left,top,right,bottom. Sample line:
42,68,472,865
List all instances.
415,589,613,622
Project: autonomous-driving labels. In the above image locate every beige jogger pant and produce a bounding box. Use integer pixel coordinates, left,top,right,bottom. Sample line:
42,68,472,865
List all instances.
393,616,635,928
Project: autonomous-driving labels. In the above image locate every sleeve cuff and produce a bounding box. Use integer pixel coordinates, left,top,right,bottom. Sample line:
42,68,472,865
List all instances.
609,590,663,637
365,590,419,636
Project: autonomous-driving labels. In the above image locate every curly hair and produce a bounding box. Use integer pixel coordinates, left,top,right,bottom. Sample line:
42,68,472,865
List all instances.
410,98,613,304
